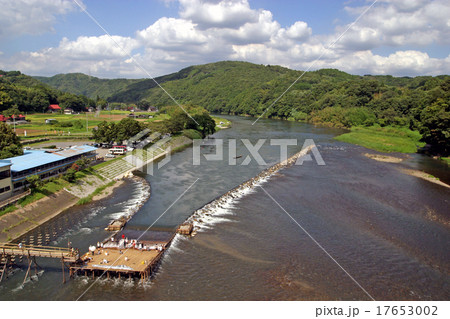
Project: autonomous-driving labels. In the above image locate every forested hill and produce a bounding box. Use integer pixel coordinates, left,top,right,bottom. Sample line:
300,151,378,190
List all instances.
30,61,449,154
106,61,449,154
34,73,143,100
0,70,96,113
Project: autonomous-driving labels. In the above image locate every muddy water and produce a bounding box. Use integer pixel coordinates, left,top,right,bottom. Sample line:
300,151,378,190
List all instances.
0,116,448,300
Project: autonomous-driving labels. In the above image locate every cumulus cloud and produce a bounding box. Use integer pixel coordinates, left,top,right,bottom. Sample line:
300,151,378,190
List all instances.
341,0,450,48
137,18,208,49
0,0,449,78
0,0,80,38
329,50,450,76
179,0,258,29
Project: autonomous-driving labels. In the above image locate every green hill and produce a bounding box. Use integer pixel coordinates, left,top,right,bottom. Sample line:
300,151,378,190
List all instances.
0,70,95,113
34,73,143,100
30,61,449,154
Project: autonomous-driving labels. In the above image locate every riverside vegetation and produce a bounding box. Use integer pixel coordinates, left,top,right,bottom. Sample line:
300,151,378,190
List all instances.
1,61,449,155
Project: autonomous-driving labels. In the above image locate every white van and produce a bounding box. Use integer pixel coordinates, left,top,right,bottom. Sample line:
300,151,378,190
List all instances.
109,148,125,155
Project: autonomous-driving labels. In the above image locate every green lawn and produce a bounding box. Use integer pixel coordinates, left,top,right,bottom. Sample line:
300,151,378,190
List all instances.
335,126,425,153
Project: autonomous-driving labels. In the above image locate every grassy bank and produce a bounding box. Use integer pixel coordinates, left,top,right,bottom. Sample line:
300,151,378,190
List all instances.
0,178,70,217
335,126,425,153
0,167,104,217
76,181,116,205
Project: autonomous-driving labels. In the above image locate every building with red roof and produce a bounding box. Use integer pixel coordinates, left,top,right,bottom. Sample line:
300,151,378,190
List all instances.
48,104,61,113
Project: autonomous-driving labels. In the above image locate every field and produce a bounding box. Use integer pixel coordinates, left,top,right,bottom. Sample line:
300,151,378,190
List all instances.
14,111,168,139
335,126,425,153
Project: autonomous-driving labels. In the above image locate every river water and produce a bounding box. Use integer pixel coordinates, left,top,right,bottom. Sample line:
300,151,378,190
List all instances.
0,116,448,300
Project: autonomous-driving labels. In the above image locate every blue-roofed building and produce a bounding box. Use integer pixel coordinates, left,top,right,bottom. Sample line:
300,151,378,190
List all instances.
5,145,97,192
0,160,13,201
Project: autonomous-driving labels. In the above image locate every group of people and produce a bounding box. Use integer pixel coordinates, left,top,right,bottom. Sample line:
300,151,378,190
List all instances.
95,235,164,252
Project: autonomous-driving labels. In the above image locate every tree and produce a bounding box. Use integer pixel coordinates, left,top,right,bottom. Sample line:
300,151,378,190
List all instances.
115,118,143,143
58,93,85,112
26,175,42,190
0,91,13,111
420,98,450,156
0,122,23,159
63,168,77,183
3,106,21,118
193,113,216,138
92,118,143,143
92,121,117,143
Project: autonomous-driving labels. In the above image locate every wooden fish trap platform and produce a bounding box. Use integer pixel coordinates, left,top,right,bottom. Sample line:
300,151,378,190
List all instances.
177,223,193,235
105,217,128,231
70,232,176,282
0,243,80,284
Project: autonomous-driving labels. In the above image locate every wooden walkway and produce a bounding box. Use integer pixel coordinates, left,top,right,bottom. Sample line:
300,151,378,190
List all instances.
0,243,79,262
0,243,80,284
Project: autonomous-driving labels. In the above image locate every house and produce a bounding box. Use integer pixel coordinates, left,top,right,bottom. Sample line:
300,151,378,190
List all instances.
7,114,26,122
147,106,158,112
88,107,95,112
48,104,61,113
64,108,74,115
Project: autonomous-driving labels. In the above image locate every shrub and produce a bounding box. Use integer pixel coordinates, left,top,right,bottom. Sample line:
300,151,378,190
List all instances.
63,168,77,182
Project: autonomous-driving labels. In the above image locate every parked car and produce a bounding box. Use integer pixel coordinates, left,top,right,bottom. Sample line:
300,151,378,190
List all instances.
105,154,116,158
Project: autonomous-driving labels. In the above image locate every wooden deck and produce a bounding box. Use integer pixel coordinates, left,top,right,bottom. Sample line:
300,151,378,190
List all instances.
80,247,161,273
70,238,171,281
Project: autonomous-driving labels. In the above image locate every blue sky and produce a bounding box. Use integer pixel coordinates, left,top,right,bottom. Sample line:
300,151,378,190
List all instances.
0,0,448,78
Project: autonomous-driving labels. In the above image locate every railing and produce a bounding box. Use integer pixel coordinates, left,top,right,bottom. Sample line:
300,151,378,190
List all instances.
0,243,79,262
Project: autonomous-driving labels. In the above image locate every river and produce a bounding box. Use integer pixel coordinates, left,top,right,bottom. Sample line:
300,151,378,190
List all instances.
0,116,449,300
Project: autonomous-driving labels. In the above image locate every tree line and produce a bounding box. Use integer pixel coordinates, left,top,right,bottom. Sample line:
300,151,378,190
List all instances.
0,70,96,115
106,62,449,156
92,106,216,144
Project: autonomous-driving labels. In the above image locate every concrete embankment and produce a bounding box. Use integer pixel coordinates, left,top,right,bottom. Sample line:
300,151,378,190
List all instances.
0,136,193,244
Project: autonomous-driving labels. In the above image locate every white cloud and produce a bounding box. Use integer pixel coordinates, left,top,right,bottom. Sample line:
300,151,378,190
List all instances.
342,0,450,48
137,18,208,49
0,0,449,78
285,21,312,41
0,0,80,38
58,35,140,59
328,50,450,76
179,0,258,29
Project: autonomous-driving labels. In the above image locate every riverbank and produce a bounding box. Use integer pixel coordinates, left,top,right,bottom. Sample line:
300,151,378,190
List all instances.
335,126,425,153
0,179,125,244
0,134,195,244
363,152,450,189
